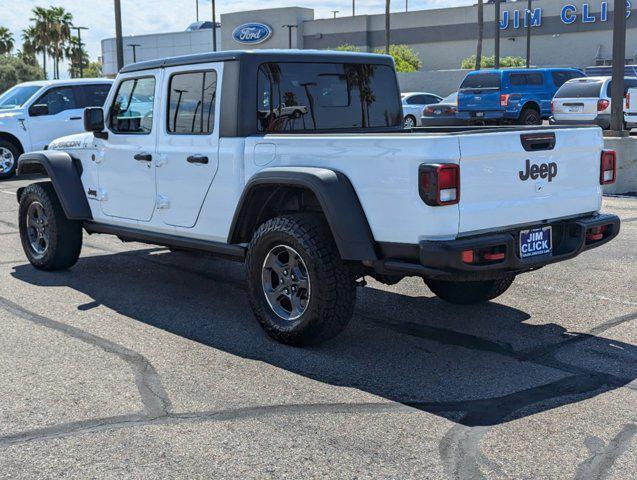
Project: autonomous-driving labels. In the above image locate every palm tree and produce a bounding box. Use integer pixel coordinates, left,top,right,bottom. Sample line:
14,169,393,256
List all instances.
385,0,391,55
65,36,88,78
0,27,15,55
48,7,73,79
21,26,41,66
29,7,53,79
476,0,484,70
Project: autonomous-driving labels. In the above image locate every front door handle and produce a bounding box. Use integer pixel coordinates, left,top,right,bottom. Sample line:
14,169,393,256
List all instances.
70,116,82,120
134,153,153,162
187,155,209,164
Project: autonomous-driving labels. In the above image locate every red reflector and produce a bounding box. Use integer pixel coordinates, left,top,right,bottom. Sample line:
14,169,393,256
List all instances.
600,150,616,185
483,252,505,261
586,226,607,242
462,250,475,263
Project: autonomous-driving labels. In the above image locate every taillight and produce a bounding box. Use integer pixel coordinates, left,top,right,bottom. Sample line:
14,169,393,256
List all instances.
500,94,510,107
550,100,554,114
449,106,457,114
419,164,460,206
424,106,435,116
600,150,616,185
598,99,610,112
627,93,631,109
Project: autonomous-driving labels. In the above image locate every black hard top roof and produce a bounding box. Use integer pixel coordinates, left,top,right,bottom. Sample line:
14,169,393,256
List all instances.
119,49,395,74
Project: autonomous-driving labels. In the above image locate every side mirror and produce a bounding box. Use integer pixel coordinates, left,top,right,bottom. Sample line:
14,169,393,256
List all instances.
29,104,49,116
84,107,108,139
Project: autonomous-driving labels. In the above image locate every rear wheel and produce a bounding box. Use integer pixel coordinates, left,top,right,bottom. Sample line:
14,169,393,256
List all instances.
518,108,542,126
18,182,83,271
404,115,417,129
0,139,20,180
246,214,356,346
425,276,515,305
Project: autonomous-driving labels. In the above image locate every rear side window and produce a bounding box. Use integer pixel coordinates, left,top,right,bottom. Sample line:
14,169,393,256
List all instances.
460,73,501,89
77,84,112,108
509,73,544,86
33,87,77,115
167,70,217,134
555,81,603,98
606,78,637,97
552,71,583,89
109,77,156,134
257,62,402,132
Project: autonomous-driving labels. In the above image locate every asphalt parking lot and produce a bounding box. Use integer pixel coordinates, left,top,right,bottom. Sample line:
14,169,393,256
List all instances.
0,175,635,479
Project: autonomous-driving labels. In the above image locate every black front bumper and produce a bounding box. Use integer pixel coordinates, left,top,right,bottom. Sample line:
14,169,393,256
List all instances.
379,214,621,281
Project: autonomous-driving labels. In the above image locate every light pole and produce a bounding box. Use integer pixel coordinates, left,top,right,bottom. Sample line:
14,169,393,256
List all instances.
332,10,339,19
526,0,532,68
211,0,217,52
282,25,298,49
114,0,124,71
72,26,88,78
405,0,408,12
352,0,355,16
128,43,141,63
610,0,628,132
195,0,199,22
494,0,501,69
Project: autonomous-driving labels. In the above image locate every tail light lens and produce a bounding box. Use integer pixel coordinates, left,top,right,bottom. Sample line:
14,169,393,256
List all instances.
627,93,631,109
449,106,457,114
419,164,460,206
598,99,610,112
500,94,510,107
550,100,554,114
424,106,435,116
600,150,616,185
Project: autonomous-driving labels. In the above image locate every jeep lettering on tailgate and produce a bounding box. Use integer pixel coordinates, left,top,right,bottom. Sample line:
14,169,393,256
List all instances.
519,159,558,182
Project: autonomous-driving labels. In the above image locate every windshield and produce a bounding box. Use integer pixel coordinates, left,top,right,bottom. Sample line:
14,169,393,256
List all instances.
0,85,42,110
460,73,501,90
441,92,458,104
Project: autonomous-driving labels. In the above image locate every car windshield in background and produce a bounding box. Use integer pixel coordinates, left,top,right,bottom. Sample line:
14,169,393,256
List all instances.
0,85,41,110
555,81,603,98
460,73,501,90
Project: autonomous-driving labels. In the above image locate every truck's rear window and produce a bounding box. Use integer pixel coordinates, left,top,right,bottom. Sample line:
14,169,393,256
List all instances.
555,81,603,98
460,73,501,90
257,62,402,132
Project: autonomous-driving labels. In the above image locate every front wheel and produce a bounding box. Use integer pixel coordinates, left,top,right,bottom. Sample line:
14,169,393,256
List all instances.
425,276,515,305
18,182,83,271
0,139,20,180
246,214,356,346
404,115,417,129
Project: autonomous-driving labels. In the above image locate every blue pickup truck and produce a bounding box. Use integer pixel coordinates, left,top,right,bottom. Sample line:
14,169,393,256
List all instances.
457,68,585,125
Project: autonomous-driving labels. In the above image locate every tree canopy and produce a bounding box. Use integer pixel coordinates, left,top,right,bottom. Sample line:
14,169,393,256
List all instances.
0,55,44,93
461,55,526,69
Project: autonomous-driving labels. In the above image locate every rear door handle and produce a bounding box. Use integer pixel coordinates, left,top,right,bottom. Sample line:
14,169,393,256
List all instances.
134,153,153,162
187,155,209,164
70,116,82,120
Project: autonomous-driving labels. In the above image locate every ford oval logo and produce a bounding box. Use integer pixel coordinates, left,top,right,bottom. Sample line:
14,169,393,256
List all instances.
232,23,273,45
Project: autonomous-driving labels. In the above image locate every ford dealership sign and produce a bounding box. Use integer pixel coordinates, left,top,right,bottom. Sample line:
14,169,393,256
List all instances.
232,23,273,45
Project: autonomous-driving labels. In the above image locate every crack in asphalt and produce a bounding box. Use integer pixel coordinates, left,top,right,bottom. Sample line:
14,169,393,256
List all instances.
0,296,171,419
574,423,637,480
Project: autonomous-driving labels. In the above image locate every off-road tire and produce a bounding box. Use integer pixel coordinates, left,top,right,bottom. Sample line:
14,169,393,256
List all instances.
18,182,83,271
425,276,515,305
246,214,356,346
0,139,20,180
518,108,542,126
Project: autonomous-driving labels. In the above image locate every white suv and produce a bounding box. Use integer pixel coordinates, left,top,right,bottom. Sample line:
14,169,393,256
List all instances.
0,78,113,179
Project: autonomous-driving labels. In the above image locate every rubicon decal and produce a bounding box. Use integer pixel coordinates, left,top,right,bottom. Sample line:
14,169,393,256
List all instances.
519,159,558,182
232,23,273,44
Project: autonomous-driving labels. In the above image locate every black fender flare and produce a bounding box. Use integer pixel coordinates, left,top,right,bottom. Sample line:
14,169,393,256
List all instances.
228,167,378,262
17,151,92,221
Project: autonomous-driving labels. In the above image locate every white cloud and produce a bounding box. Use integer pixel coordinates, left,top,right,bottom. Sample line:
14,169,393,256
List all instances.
2,0,475,77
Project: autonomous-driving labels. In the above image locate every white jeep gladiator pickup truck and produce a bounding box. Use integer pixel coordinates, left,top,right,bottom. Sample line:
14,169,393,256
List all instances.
0,79,113,179
16,51,621,345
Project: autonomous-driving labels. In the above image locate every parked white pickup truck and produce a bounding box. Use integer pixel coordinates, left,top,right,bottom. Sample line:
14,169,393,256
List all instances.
16,51,621,345
0,78,113,179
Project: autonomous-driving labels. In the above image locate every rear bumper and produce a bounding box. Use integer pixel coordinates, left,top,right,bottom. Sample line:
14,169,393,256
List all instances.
553,114,610,129
377,214,620,281
457,110,505,121
421,116,466,126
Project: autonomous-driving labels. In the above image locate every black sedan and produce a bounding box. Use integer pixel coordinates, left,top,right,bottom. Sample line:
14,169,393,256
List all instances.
420,93,465,126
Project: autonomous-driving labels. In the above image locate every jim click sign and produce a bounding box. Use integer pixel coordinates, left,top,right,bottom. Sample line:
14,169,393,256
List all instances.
501,1,632,30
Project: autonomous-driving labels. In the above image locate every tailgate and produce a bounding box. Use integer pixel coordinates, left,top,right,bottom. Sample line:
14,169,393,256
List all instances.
459,89,502,111
457,128,603,234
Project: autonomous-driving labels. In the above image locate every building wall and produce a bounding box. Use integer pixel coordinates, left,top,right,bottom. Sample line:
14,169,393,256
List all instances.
397,70,471,97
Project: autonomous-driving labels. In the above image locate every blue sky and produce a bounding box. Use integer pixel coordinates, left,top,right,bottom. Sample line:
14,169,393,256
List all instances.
2,0,474,76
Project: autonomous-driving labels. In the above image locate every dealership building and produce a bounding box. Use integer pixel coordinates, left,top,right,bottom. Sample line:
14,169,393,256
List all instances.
102,0,637,77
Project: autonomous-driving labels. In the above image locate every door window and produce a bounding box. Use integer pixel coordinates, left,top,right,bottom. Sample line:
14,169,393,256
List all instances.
109,77,156,134
78,84,112,108
167,70,217,134
31,87,77,115
406,95,426,105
